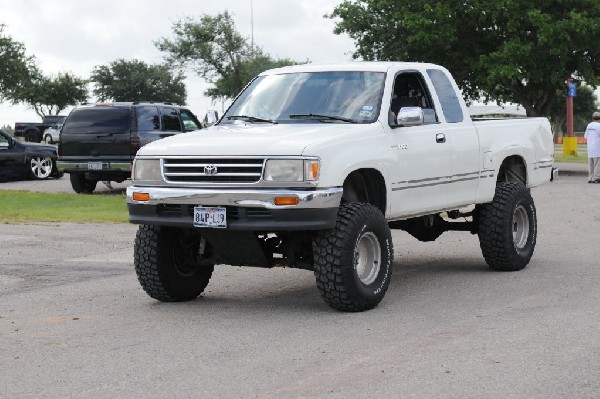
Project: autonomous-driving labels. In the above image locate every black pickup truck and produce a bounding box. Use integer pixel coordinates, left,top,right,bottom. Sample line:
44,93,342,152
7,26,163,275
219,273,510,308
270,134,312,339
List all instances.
14,115,67,143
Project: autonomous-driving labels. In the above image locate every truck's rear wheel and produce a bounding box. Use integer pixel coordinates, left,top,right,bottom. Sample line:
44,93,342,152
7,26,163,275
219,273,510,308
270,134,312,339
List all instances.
69,174,97,193
134,225,214,302
24,130,40,142
313,203,393,312
477,182,537,271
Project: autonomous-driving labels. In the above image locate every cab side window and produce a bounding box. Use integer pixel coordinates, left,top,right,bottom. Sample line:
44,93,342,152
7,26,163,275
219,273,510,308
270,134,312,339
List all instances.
180,110,202,131
389,72,438,126
161,107,183,131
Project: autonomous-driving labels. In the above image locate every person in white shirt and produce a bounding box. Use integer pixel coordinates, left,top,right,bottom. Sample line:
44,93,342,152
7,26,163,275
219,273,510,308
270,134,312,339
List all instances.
584,111,600,183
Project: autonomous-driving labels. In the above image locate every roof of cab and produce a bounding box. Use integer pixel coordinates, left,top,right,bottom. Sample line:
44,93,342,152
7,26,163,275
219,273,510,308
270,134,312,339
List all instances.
259,61,443,75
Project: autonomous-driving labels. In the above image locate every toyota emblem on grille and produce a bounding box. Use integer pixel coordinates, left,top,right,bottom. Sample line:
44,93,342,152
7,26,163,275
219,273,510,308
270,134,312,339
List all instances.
204,165,218,175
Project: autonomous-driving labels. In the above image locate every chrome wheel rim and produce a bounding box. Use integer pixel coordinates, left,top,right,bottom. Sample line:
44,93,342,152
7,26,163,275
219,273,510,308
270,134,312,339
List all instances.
512,205,530,250
31,157,53,179
355,232,381,285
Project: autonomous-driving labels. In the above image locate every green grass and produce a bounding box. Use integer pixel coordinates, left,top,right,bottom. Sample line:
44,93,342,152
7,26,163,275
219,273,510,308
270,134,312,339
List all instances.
553,144,588,164
0,190,128,223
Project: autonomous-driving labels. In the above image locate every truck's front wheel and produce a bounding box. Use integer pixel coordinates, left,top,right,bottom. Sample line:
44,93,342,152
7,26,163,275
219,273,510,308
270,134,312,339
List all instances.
477,182,537,271
313,203,393,312
134,225,214,302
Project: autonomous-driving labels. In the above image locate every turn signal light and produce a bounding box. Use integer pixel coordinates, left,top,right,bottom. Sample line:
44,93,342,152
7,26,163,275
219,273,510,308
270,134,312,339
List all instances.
133,192,150,202
274,196,299,206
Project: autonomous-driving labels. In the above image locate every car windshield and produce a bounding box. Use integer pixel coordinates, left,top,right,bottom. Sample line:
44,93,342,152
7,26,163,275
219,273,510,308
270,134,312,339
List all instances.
221,71,385,125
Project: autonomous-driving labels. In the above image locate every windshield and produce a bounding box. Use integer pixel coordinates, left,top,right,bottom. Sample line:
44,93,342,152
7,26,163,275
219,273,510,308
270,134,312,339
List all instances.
221,71,385,125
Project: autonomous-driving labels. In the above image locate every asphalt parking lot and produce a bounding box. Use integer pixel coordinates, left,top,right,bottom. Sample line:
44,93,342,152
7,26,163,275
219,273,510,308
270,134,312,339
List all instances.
1,174,599,398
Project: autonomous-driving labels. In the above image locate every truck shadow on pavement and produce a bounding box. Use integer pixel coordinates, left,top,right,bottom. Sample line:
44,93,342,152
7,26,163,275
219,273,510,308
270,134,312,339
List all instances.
138,258,496,315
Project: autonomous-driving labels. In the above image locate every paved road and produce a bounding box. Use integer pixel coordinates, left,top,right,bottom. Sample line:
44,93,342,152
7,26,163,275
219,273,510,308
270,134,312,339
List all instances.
1,175,599,398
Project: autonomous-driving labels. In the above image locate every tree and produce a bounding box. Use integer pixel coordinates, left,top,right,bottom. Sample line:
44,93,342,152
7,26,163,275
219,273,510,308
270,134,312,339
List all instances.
17,71,88,117
1,124,15,136
155,11,299,101
90,59,186,104
329,0,600,116
0,24,36,102
549,85,598,134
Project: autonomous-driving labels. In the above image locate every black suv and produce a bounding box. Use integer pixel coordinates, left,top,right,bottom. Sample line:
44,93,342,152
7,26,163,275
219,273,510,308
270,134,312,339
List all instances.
57,102,203,193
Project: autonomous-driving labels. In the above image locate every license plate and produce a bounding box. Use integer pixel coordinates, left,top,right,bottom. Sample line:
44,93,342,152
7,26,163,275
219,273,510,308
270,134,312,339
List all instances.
193,206,227,228
88,161,103,170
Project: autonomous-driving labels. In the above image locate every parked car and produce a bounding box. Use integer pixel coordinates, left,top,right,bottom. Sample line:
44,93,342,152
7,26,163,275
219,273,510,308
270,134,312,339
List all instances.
43,123,63,144
14,115,67,143
57,102,203,193
0,130,61,181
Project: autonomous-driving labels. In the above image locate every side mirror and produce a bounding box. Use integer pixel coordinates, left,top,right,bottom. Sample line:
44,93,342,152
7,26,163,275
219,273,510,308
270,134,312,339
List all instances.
396,107,424,127
204,110,219,126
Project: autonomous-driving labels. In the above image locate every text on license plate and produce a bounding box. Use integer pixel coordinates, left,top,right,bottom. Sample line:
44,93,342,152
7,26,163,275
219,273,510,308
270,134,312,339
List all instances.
88,161,103,170
193,206,227,228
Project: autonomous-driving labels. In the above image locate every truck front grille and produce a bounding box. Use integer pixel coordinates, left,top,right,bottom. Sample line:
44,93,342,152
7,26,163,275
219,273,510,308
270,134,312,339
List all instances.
162,158,265,184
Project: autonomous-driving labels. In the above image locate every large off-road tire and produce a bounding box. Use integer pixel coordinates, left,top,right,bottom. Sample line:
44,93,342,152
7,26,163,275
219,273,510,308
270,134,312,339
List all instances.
313,203,394,312
134,225,214,302
69,173,97,193
29,156,54,179
477,182,537,271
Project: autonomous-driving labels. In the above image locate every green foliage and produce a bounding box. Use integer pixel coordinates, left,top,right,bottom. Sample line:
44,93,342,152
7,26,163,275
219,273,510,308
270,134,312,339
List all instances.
1,124,15,135
0,24,36,102
0,190,128,224
156,11,299,101
17,71,88,117
90,59,186,104
329,0,600,117
550,85,598,134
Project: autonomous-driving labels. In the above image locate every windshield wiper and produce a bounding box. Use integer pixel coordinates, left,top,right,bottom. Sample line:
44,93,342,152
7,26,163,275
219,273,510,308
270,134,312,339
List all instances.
288,113,358,123
226,115,278,124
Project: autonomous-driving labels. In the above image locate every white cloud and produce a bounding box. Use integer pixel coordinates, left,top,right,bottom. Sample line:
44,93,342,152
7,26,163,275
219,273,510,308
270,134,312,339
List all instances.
0,0,355,125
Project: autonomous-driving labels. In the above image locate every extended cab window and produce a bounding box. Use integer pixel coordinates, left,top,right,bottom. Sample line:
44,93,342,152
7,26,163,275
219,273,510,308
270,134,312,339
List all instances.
426,69,464,123
180,110,202,131
161,107,182,131
137,106,160,131
62,108,131,134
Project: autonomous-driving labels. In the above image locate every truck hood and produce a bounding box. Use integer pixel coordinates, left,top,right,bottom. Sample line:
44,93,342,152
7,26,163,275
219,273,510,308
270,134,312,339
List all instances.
137,123,374,157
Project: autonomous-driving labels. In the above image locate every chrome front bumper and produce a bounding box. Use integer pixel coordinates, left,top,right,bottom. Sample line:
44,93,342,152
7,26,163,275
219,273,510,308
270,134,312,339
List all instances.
126,186,343,209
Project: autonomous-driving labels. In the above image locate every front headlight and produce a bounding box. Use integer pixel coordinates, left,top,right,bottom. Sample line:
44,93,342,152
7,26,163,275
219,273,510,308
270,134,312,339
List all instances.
264,159,320,182
133,159,162,182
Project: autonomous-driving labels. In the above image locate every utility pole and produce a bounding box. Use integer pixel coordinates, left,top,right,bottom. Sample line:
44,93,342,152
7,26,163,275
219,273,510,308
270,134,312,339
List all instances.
563,76,578,156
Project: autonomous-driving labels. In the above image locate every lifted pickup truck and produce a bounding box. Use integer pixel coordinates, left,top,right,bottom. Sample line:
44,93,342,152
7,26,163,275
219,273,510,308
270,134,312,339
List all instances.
127,62,556,312
14,115,66,143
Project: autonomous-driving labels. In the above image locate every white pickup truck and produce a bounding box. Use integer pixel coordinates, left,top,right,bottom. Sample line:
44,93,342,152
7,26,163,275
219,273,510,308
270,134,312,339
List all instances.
127,62,556,312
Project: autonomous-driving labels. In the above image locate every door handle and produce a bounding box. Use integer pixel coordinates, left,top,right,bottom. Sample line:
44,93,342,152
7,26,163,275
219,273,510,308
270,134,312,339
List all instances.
436,133,446,143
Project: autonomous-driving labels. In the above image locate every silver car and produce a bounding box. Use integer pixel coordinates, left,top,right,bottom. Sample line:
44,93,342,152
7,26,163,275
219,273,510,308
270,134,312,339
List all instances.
43,124,62,144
